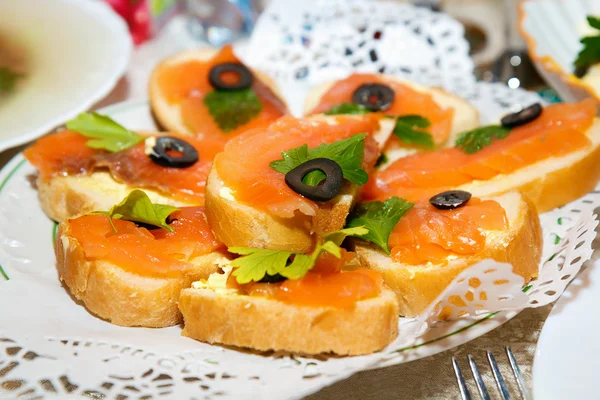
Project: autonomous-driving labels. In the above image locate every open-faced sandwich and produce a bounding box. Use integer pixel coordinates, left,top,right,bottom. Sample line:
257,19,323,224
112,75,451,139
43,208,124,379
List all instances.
24,113,222,222
304,73,480,167
149,45,289,138
55,190,229,327
363,100,600,213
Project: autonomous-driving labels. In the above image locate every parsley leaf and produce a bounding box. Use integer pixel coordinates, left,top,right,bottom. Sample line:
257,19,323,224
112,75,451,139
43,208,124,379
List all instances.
574,16,600,70
66,112,143,152
346,197,413,254
0,67,21,92
204,88,263,132
454,125,511,154
270,134,369,186
98,190,179,232
324,103,371,115
228,226,368,283
392,115,434,149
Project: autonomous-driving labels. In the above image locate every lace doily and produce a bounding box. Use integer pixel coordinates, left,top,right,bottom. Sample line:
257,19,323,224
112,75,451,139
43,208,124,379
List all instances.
243,0,475,115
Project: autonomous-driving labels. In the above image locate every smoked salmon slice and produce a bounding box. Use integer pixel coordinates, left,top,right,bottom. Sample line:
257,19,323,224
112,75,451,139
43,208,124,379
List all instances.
308,73,455,146
214,115,381,218
25,130,224,205
156,45,288,139
69,208,223,278
389,198,508,265
364,100,597,202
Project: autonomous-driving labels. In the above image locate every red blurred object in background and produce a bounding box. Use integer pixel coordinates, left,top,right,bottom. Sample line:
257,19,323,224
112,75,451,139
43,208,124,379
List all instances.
106,0,152,45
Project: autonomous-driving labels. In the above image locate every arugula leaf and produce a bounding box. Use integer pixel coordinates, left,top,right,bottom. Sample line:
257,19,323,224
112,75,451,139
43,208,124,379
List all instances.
270,134,369,186
392,115,434,149
324,103,371,115
455,125,511,154
66,112,143,152
204,88,263,132
346,197,413,254
99,190,179,232
574,16,600,71
228,227,369,283
0,67,21,92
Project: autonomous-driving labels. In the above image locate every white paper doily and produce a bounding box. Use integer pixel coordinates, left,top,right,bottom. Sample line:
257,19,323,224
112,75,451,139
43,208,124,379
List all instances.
243,0,475,115
0,79,598,399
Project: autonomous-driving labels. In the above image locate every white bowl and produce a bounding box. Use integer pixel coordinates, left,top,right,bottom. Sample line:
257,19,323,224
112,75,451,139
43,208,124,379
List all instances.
519,0,600,103
0,0,132,152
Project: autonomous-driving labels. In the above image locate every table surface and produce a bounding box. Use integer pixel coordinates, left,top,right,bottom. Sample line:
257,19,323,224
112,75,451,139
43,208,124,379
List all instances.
0,9,565,398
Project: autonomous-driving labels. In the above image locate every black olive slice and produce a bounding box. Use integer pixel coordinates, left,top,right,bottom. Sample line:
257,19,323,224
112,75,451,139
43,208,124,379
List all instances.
429,190,472,210
208,62,253,91
149,136,199,168
351,83,395,112
285,158,343,202
500,103,543,128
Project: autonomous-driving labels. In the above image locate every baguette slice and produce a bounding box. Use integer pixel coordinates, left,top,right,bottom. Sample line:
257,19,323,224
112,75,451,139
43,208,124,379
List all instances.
304,76,480,166
38,171,194,223
55,219,230,327
149,48,287,135
179,269,399,355
461,119,600,213
353,191,542,317
205,115,388,254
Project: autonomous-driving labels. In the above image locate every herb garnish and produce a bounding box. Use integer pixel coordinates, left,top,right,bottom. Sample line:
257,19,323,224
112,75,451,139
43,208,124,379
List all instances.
324,103,371,115
574,16,600,75
454,125,511,154
346,196,413,254
324,104,435,148
270,134,369,186
228,226,368,284
96,190,179,232
66,112,143,152
0,67,21,92
204,88,263,132
392,115,435,149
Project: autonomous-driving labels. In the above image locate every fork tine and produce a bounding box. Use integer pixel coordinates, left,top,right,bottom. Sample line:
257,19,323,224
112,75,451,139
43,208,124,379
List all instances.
506,347,532,400
487,351,512,400
468,355,491,400
452,357,473,400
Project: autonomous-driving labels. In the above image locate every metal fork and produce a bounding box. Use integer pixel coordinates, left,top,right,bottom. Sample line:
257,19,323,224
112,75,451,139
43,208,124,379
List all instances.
452,347,532,400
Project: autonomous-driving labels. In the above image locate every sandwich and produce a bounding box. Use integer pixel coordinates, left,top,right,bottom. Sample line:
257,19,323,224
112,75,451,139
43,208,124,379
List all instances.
24,113,223,222
304,73,480,167
149,45,288,138
55,190,229,327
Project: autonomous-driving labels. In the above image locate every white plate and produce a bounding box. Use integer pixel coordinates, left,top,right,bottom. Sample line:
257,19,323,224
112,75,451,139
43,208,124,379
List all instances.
0,98,525,400
0,0,131,152
519,0,600,104
533,261,600,399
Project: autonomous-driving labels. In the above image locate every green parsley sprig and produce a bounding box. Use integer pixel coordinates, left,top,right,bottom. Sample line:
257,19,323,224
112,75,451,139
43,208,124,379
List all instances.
228,226,368,284
393,115,435,149
345,196,413,254
574,16,600,75
66,112,143,152
204,88,263,132
96,190,179,232
324,103,435,148
270,134,369,186
454,125,511,154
